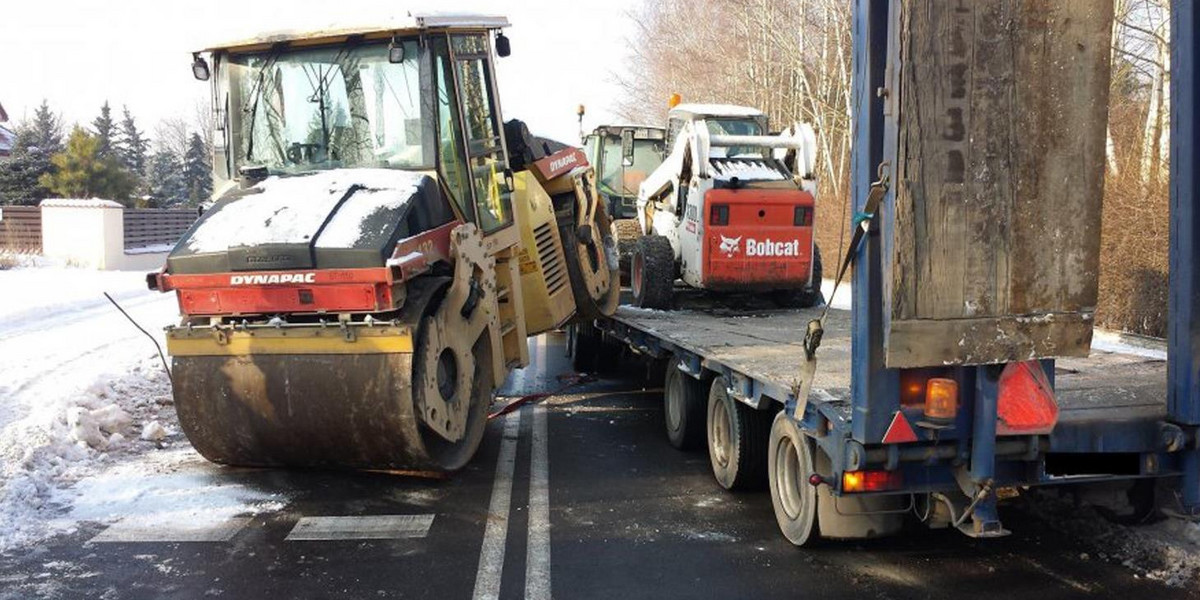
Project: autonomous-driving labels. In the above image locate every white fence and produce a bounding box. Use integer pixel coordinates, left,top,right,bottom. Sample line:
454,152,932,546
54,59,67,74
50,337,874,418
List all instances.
39,199,196,270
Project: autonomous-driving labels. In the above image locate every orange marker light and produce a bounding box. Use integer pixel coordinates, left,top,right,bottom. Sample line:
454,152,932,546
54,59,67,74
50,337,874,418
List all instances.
668,93,682,109
924,378,959,423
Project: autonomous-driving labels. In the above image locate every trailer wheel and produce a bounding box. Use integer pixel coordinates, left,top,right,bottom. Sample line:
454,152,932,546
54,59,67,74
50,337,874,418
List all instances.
768,411,820,546
632,235,675,309
571,322,602,374
664,357,706,451
706,376,769,490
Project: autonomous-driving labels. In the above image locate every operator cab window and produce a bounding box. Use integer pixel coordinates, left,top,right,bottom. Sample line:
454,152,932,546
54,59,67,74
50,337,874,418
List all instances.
451,34,513,235
433,37,474,223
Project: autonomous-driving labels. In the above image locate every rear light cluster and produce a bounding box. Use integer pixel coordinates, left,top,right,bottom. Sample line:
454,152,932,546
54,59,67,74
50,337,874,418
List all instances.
710,204,730,226
793,206,813,227
842,469,902,493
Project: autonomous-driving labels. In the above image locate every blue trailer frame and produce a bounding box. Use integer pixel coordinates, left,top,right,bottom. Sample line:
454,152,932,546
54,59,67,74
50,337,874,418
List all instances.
593,0,1199,538
1168,0,1200,514
841,0,1200,526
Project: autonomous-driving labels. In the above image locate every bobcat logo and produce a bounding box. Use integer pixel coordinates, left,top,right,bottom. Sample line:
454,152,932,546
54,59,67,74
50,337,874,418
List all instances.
718,235,742,257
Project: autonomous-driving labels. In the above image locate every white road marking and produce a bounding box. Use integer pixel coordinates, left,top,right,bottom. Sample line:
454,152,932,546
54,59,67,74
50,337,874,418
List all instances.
471,411,523,600
285,515,434,541
90,516,252,543
525,405,551,600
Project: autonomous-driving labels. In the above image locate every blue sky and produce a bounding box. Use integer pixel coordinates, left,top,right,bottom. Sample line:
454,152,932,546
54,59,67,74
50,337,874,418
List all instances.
0,0,641,144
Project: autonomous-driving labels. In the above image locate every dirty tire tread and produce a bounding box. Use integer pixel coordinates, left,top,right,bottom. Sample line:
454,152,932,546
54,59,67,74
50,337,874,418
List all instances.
612,219,642,282
633,235,675,309
768,412,820,546
708,377,768,491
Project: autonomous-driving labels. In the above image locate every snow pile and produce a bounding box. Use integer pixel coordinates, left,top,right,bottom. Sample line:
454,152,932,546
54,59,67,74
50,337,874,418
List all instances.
51,447,285,536
0,357,176,553
185,168,423,252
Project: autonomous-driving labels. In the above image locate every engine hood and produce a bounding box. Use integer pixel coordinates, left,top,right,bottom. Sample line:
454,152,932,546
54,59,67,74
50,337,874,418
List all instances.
167,168,454,274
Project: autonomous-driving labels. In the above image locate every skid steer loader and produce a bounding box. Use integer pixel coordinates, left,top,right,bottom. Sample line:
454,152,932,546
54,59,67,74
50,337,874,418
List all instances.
625,104,823,309
148,13,619,472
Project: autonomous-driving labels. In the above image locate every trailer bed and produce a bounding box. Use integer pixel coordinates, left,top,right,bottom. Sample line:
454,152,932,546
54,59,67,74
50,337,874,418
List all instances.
609,305,1167,437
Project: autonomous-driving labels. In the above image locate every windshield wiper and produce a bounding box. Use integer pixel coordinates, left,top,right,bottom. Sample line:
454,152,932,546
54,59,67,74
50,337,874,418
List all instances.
244,46,284,162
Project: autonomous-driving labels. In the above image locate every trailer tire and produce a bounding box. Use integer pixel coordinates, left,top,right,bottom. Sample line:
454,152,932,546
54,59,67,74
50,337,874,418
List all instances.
771,245,825,309
768,411,820,546
707,376,768,490
632,235,675,309
571,322,603,374
664,357,706,451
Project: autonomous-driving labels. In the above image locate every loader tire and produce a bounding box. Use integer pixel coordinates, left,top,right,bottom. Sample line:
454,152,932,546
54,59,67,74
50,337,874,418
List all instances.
772,244,824,309
611,219,642,285
706,376,769,490
631,235,675,309
663,356,706,451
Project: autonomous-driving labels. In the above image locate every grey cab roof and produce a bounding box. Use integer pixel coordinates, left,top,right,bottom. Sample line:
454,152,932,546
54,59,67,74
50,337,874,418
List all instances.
668,103,765,121
200,12,510,53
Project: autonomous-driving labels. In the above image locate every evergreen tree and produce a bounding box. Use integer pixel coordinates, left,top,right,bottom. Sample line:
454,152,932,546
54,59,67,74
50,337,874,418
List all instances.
39,126,136,203
92,102,116,159
116,106,148,178
0,100,63,204
24,100,64,156
183,132,212,205
147,146,187,206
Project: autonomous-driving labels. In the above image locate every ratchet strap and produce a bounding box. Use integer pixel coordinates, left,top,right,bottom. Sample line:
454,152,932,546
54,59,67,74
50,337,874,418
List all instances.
792,164,890,419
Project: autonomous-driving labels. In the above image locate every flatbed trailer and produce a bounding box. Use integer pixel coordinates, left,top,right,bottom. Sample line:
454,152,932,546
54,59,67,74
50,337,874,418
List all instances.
587,301,1178,542
578,0,1200,545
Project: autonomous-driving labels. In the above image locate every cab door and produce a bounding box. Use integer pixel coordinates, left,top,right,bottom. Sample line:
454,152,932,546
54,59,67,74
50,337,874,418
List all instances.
446,33,517,249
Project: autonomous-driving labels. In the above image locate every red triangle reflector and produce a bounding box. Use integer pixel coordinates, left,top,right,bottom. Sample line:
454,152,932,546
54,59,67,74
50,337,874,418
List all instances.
882,411,918,444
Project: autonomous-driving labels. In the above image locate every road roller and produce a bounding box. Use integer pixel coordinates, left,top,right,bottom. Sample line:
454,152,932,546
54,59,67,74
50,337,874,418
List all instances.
148,13,619,472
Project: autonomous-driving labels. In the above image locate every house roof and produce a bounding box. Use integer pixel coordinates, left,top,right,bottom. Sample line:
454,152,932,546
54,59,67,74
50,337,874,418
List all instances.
0,102,8,123
0,124,14,157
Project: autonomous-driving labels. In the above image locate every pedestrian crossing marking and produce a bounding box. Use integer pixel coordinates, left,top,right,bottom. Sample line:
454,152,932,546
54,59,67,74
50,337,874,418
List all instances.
285,514,435,541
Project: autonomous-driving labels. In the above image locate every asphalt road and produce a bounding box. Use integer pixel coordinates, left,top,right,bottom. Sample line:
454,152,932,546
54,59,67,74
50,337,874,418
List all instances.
0,333,1192,600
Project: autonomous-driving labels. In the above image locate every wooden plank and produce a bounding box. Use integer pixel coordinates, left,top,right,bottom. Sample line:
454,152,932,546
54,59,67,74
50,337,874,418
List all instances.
887,314,1094,368
888,0,1112,367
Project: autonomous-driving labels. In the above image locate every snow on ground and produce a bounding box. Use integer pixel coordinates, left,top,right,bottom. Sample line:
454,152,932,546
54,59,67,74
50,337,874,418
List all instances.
50,446,285,537
0,262,192,553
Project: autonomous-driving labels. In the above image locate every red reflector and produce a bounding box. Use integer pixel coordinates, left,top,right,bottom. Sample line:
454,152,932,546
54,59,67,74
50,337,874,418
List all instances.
997,361,1058,435
842,469,902,493
882,411,919,444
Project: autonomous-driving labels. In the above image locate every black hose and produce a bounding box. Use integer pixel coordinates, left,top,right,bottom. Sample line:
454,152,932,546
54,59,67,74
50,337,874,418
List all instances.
103,292,173,387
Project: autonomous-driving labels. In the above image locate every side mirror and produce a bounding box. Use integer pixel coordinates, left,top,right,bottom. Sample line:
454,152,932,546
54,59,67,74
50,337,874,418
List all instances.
389,36,407,63
495,32,511,57
192,53,210,81
621,130,635,167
